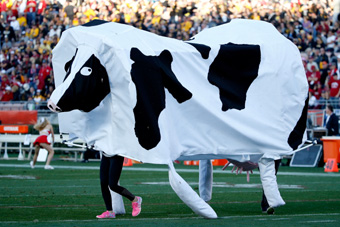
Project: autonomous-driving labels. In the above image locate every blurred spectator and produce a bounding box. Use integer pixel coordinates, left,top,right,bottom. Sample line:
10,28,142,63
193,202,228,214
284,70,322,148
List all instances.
318,48,330,67
44,69,54,88
52,0,62,16
43,8,54,23
312,82,323,100
27,85,36,99
1,60,14,75
2,36,12,51
316,48,330,86
7,10,16,22
327,73,340,108
329,61,338,78
0,73,10,89
318,89,330,109
37,59,51,92
21,54,32,75
28,62,39,80
17,13,27,30
11,75,22,101
29,23,40,39
37,0,47,24
11,0,21,18
309,91,318,109
307,65,321,89
44,84,54,99
40,40,51,53
1,85,13,101
50,34,58,49
9,16,21,39
18,39,27,52
48,24,60,38
63,0,74,23
33,89,45,103
26,0,37,27
2,23,17,43
0,0,8,21
307,56,319,71
326,29,338,52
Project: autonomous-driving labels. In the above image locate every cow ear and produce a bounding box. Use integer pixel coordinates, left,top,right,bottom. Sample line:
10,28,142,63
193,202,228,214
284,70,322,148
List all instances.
130,47,144,61
64,57,73,72
159,50,173,63
64,49,78,72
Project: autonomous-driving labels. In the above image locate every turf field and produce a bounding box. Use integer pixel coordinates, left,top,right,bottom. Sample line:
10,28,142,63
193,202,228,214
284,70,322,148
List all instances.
0,159,339,226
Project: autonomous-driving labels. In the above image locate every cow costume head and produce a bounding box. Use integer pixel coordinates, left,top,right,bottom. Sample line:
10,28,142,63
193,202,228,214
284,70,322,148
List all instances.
48,47,110,112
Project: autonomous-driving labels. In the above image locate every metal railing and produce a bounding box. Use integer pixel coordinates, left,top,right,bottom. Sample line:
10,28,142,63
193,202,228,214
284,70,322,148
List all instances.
0,134,86,162
0,101,52,112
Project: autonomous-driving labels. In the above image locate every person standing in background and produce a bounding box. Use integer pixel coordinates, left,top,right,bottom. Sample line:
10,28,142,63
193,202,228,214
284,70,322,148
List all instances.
325,105,339,136
30,117,55,169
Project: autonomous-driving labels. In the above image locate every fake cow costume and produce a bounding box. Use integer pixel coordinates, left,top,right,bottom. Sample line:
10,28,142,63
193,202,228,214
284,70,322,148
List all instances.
48,19,308,218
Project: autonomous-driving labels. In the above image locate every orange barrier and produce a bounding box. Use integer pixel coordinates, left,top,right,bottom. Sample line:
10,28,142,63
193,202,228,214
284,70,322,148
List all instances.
192,160,199,165
324,158,339,172
320,137,340,163
184,161,193,165
183,160,199,165
0,125,29,133
123,158,133,166
0,111,37,125
183,159,229,166
212,159,229,166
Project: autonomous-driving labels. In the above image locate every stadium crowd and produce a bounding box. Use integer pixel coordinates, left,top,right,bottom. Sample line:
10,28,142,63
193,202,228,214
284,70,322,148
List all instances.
0,0,339,110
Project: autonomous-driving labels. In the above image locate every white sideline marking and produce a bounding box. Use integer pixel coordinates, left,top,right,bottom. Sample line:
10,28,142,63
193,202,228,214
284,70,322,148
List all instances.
140,182,304,189
0,164,339,177
302,220,337,223
0,213,339,224
257,218,290,221
0,175,36,179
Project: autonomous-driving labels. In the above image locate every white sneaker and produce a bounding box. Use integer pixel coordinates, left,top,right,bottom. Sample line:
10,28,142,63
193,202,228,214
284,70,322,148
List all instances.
44,165,54,170
30,161,34,169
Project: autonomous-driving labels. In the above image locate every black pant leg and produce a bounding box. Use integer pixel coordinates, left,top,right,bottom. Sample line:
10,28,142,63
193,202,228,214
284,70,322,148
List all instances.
108,155,135,201
100,155,112,210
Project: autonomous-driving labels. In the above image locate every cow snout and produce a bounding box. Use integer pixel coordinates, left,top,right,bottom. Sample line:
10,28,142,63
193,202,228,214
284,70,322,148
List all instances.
48,100,62,112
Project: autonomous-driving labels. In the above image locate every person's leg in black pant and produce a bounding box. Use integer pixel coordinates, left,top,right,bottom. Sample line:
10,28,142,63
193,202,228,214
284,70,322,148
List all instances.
107,155,135,201
99,155,113,211
98,155,142,218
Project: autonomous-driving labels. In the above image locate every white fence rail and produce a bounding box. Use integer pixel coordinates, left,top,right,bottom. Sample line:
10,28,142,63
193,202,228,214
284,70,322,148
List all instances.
0,134,86,162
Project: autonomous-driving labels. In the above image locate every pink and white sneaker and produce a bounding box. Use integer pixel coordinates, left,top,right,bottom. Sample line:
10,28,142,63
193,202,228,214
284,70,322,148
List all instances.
132,196,142,217
96,210,116,219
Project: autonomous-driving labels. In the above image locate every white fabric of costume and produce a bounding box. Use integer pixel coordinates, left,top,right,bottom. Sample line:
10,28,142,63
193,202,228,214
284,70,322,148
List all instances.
259,158,285,208
50,19,308,218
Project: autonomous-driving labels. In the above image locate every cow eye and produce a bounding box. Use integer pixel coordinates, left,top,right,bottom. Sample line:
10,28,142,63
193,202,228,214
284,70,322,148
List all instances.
80,67,92,76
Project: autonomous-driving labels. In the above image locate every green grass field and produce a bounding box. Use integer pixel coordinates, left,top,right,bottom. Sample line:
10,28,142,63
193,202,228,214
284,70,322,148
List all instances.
0,159,339,226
